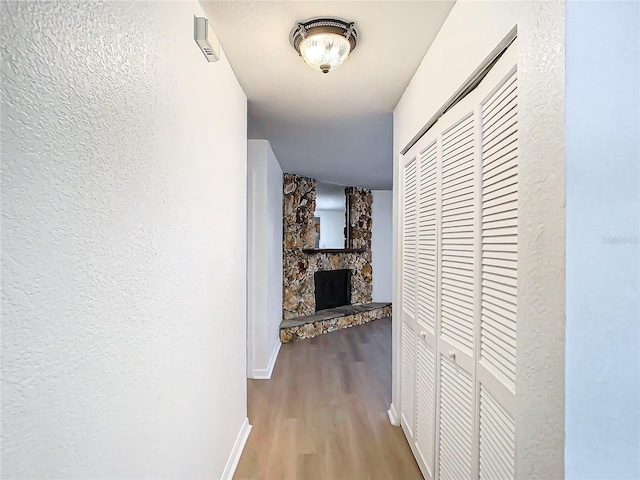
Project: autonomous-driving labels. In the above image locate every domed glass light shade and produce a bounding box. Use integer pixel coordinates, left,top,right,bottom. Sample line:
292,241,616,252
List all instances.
299,33,351,73
291,18,358,74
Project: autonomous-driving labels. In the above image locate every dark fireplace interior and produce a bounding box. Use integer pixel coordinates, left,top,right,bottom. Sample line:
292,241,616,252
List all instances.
314,269,351,311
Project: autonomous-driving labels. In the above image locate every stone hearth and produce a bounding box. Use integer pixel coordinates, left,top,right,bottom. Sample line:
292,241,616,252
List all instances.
279,302,392,343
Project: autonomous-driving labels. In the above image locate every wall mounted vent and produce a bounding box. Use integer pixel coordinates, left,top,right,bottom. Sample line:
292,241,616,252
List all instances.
194,16,220,62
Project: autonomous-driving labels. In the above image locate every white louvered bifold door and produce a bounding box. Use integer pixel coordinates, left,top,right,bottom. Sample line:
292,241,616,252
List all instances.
402,156,418,322
439,356,474,480
477,64,518,480
401,321,416,437
415,337,436,476
398,41,518,480
417,141,438,335
440,114,476,356
414,139,439,477
436,111,478,480
400,155,418,440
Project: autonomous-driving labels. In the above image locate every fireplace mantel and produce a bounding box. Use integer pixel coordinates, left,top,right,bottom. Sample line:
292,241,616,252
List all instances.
302,248,366,254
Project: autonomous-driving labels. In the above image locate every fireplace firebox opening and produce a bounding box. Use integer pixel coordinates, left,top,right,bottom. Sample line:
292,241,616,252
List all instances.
314,269,351,311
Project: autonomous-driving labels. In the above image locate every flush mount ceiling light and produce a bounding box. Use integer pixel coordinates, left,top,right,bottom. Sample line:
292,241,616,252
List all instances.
290,17,358,74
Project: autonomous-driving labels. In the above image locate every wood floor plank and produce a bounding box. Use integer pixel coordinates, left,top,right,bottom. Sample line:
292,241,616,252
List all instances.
234,318,423,480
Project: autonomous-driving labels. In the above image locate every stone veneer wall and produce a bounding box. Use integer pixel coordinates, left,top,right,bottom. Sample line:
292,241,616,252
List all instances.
282,174,373,319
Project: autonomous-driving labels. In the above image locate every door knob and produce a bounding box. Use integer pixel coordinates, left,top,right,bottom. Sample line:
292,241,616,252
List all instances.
448,350,456,361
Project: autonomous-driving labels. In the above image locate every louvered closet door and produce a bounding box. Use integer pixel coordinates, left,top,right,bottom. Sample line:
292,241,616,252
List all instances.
436,111,477,480
417,141,438,336
398,41,519,480
433,46,519,480
414,139,439,478
477,63,518,480
401,155,418,438
401,321,416,437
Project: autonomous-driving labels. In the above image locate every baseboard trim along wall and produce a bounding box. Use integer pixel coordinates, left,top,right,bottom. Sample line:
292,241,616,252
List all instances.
220,418,252,480
387,403,400,426
251,341,281,380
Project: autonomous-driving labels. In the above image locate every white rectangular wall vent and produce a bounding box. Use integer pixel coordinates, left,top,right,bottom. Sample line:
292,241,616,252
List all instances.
194,16,220,62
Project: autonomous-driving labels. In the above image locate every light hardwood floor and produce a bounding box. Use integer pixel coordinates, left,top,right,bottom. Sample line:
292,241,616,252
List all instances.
234,318,423,480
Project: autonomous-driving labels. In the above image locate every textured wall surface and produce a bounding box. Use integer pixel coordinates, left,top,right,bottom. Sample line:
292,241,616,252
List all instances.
247,140,283,377
371,190,393,302
1,1,248,478
393,1,565,477
282,174,372,319
565,2,640,478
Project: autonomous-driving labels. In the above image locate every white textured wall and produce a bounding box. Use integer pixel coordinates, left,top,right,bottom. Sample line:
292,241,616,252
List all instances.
247,140,283,378
316,209,346,249
1,2,248,478
393,2,565,477
565,2,640,478
372,190,393,302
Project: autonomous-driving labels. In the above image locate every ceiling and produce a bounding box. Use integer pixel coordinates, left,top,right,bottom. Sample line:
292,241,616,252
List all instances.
201,1,455,189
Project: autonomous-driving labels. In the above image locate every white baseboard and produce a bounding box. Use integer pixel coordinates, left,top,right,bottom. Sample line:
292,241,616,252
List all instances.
220,417,252,480
250,341,281,379
387,403,400,426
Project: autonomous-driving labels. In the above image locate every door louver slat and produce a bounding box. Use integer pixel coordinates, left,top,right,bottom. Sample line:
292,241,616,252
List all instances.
439,357,473,480
482,74,517,115
403,159,418,316
481,70,518,392
483,108,517,144
440,114,475,353
401,324,416,434
483,128,518,160
417,142,438,332
479,386,515,480
415,340,436,475
442,155,474,175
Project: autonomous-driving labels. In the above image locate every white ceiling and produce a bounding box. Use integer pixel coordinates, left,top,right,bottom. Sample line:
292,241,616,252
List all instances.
201,1,455,189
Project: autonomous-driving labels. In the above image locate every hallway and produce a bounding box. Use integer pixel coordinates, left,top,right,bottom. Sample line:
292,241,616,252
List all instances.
235,318,422,479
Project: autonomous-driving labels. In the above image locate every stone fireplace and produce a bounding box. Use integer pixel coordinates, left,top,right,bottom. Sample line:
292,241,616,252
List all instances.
282,174,372,319
279,173,391,343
